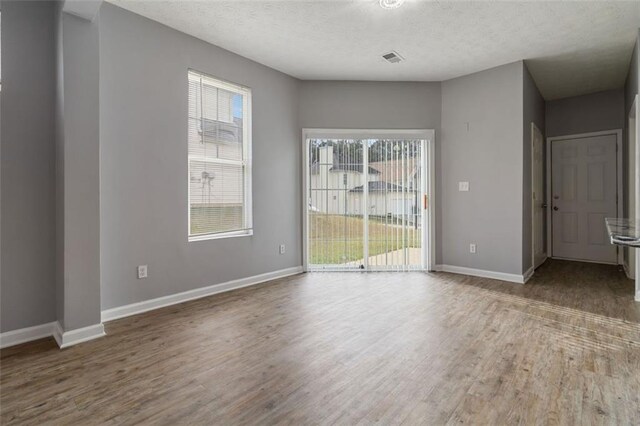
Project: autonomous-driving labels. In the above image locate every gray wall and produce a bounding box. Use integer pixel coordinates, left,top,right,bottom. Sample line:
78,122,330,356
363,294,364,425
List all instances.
57,10,102,330
298,81,442,263
624,31,639,119
522,64,546,273
99,3,301,310
0,1,57,332
54,0,65,326
299,81,441,130
441,62,524,275
546,89,625,138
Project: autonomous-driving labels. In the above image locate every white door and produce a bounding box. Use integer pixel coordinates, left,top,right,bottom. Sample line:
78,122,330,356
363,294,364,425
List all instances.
532,123,546,268
551,134,617,263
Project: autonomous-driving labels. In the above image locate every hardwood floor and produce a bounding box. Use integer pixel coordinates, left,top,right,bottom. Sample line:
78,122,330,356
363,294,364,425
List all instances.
2,260,639,425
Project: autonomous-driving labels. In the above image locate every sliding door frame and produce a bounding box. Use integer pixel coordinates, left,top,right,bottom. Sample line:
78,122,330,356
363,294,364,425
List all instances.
302,128,436,272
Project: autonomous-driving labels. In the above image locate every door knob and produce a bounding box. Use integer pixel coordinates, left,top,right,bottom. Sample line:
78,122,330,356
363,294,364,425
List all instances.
553,206,559,211
542,203,548,208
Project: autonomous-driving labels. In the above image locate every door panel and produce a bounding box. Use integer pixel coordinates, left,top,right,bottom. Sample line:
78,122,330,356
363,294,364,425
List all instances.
587,213,607,245
308,139,365,269
551,135,617,263
561,212,578,243
561,164,577,200
587,162,605,201
366,139,424,271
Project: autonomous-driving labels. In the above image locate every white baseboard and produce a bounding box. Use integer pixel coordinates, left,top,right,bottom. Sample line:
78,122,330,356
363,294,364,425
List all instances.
1,267,303,350
1,321,105,349
0,322,56,349
53,322,105,348
101,266,304,322
435,264,526,284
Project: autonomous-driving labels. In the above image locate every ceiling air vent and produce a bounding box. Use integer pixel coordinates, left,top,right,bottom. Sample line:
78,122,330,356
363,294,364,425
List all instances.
382,51,404,64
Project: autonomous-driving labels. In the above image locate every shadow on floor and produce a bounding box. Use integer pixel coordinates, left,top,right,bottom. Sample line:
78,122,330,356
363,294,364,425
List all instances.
441,259,640,324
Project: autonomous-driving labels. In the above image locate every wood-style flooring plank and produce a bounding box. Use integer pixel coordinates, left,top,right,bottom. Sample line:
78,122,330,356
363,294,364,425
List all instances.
1,260,639,425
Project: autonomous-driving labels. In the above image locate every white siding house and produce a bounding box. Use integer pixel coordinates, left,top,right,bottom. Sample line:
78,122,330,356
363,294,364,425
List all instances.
349,181,418,219
310,145,380,215
188,74,244,209
310,145,418,218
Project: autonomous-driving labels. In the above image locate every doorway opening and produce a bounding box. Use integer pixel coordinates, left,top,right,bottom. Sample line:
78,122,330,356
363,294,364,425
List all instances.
303,129,435,272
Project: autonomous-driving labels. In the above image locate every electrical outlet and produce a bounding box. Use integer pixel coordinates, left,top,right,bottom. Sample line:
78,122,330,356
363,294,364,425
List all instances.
458,181,470,192
469,244,476,254
279,244,286,255
137,265,148,279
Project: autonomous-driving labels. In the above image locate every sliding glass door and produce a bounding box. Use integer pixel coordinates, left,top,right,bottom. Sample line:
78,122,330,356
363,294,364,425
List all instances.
305,132,432,272
365,139,423,270
308,139,365,270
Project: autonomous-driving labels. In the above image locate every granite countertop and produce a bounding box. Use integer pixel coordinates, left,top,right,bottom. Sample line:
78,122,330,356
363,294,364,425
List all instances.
605,218,640,248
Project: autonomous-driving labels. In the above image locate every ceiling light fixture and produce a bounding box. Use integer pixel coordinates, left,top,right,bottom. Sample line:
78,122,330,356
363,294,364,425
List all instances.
379,0,405,9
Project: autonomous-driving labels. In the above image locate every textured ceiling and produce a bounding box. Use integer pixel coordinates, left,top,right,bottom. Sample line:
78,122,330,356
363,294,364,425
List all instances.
107,0,640,100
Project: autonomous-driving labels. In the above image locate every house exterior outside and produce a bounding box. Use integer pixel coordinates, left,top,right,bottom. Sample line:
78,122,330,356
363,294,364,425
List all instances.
310,145,418,218
188,75,243,206
188,73,245,232
349,181,418,219
310,145,380,215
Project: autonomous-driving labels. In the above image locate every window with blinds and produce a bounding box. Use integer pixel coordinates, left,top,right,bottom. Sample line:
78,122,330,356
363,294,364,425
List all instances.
188,70,252,241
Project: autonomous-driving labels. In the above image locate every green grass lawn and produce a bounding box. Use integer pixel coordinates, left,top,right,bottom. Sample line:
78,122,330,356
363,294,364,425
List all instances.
191,208,419,265
190,205,243,235
309,213,420,265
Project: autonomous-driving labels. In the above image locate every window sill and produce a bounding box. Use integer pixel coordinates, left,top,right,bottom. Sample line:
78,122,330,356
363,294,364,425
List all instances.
189,229,253,242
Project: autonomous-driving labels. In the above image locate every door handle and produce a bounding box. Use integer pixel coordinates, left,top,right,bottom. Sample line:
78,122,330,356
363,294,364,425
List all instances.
553,206,559,211
542,203,548,209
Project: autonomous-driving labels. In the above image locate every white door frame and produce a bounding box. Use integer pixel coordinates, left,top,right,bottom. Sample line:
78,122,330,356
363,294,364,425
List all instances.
631,95,640,302
545,129,623,264
301,128,436,272
626,96,638,280
531,122,546,270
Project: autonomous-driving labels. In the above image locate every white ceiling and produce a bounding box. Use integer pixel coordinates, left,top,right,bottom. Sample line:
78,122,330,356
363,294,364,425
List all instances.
107,0,640,100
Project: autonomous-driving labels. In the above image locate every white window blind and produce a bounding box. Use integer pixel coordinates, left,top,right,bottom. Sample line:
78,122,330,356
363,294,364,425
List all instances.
188,70,252,241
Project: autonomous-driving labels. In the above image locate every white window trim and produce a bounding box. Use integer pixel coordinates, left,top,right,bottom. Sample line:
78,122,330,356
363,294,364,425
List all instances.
189,229,254,242
187,69,253,242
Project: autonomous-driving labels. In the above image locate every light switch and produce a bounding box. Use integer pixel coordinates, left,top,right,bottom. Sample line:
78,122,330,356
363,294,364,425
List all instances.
458,181,470,192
